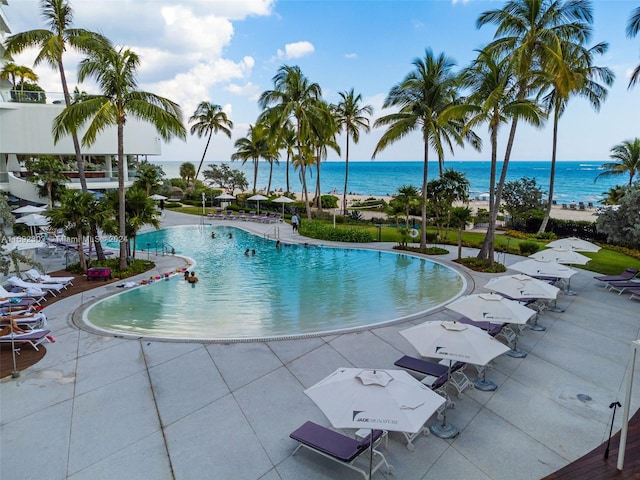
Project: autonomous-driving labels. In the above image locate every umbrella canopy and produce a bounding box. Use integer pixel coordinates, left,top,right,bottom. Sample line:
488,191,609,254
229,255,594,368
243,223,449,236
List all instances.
509,259,577,279
149,194,167,200
272,196,295,214
12,205,46,214
546,236,600,253
446,292,537,325
15,213,49,227
400,320,510,366
247,194,269,213
305,368,445,434
215,193,235,200
529,247,591,265
484,274,560,301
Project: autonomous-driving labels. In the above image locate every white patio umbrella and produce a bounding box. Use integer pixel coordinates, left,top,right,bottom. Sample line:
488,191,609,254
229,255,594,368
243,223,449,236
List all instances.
484,274,562,328
305,367,444,477
546,236,601,253
247,194,268,214
12,205,46,214
272,196,295,215
149,194,167,201
529,247,591,265
399,320,510,438
509,258,577,280
446,292,535,359
215,193,235,200
15,213,50,235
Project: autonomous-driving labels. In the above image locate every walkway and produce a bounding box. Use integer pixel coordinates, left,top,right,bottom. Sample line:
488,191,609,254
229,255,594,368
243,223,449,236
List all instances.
1,209,639,480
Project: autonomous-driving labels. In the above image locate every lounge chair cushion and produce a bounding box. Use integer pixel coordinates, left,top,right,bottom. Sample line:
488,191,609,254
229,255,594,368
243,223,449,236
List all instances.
290,421,381,462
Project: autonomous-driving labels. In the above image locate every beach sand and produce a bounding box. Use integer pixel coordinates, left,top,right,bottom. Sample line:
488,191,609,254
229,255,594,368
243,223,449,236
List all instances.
284,192,598,222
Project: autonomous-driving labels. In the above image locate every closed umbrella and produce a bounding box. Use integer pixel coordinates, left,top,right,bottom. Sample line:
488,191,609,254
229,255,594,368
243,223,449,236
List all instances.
272,196,295,215
247,194,268,214
399,320,510,438
305,368,444,477
546,236,600,253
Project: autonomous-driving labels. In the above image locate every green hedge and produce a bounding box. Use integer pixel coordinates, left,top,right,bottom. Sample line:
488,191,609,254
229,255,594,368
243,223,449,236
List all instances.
298,221,374,242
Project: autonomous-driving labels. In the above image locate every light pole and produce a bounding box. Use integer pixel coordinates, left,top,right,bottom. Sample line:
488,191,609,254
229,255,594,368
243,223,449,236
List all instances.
201,192,206,216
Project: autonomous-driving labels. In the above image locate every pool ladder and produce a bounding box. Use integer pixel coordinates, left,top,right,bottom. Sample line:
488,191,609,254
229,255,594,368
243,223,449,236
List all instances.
159,241,176,255
264,226,280,240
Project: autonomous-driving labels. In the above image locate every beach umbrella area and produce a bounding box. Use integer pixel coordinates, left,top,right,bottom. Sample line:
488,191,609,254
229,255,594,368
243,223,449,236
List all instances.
247,194,268,213
529,247,591,266
272,196,295,215
304,368,444,477
399,320,510,438
12,205,46,214
546,237,601,253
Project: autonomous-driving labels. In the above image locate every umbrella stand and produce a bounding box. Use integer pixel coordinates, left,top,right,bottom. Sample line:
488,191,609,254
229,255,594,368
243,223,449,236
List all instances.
505,327,527,358
473,365,498,391
429,360,460,439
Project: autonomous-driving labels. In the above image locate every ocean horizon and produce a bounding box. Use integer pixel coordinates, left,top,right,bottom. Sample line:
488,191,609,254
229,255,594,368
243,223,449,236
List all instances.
150,160,621,206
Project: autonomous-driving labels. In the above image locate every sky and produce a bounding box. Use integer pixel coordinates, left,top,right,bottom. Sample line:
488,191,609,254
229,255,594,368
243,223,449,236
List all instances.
3,0,640,163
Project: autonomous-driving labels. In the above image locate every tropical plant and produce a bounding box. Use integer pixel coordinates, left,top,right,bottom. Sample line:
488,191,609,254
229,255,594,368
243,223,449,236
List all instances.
373,49,480,249
537,40,613,233
52,44,186,269
596,187,640,247
179,162,196,186
123,188,160,258
309,100,339,209
390,185,421,228
600,185,627,205
25,155,69,207
5,0,111,192
202,163,248,193
0,63,39,99
501,176,545,220
189,101,233,183
0,194,45,276
457,47,543,264
134,160,165,195
476,0,595,262
231,123,274,193
449,206,473,260
334,89,372,214
627,6,640,88
259,65,323,218
595,138,640,186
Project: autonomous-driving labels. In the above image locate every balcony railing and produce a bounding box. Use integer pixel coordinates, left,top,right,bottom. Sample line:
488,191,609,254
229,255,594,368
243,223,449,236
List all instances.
2,89,65,104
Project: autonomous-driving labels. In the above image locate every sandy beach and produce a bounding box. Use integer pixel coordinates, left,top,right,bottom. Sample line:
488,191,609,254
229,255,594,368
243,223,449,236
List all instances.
284,192,598,222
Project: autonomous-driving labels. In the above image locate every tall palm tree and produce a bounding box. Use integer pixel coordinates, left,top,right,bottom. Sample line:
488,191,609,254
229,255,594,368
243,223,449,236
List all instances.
5,0,111,192
595,138,640,186
179,162,196,187
259,65,323,219
459,48,543,264
538,41,613,232
0,63,21,90
25,155,68,208
393,184,421,228
189,102,233,183
334,89,373,214
626,6,640,88
123,188,160,258
231,123,273,193
373,49,479,249
280,124,296,193
52,44,186,269
476,0,593,259
309,100,340,210
449,206,473,261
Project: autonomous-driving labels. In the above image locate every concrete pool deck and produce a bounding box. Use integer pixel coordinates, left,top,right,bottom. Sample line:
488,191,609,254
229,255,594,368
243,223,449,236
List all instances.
2,209,639,480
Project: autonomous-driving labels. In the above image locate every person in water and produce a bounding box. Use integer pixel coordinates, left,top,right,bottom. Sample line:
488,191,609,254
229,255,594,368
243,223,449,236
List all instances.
184,271,190,281
187,271,199,283
244,248,250,256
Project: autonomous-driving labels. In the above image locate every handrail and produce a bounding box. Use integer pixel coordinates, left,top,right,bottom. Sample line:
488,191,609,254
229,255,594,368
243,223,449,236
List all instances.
263,226,279,240
157,241,175,256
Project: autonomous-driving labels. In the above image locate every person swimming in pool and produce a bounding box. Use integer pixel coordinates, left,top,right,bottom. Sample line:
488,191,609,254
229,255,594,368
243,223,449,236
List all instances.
187,272,199,284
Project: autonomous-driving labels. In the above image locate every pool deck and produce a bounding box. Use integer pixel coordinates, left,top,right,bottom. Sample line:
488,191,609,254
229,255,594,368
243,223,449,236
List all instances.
2,209,640,480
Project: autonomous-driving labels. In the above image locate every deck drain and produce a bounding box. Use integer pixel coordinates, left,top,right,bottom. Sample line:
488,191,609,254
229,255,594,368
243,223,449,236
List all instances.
577,393,592,402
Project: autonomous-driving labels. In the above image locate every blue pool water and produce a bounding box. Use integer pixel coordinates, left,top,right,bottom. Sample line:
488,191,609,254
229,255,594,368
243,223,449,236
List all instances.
86,226,465,340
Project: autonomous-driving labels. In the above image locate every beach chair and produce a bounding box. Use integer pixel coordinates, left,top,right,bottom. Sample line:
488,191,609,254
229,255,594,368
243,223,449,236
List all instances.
1,312,47,330
393,356,470,396
24,268,74,288
7,276,64,297
605,280,640,295
594,268,639,285
0,328,52,351
0,284,47,305
290,421,391,480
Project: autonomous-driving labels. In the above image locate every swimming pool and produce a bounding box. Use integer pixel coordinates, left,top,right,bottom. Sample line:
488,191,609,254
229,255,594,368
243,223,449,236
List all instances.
86,225,465,340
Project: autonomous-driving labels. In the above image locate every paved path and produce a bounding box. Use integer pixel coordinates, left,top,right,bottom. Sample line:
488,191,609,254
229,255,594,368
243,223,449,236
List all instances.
2,210,639,480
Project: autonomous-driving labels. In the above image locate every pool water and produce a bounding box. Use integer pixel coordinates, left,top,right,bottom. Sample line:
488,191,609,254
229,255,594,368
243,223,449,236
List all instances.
86,225,465,340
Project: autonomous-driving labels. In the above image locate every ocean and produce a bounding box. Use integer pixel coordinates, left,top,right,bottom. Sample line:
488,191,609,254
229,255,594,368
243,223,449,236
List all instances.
149,160,620,206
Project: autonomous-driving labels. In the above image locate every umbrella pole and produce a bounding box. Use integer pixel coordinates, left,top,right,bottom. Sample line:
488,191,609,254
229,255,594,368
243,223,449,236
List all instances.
474,364,498,391
429,360,459,439
369,428,373,480
10,321,20,379
506,328,527,358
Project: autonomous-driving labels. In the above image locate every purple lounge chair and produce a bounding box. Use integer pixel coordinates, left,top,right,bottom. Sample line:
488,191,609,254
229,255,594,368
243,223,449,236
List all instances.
629,289,640,301
290,421,391,479
605,280,640,295
0,328,52,351
594,268,639,285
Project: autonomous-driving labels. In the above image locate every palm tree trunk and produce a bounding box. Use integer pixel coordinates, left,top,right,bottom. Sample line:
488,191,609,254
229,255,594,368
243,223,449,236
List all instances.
539,106,560,233
478,119,499,264
76,228,86,272
267,161,274,194
117,120,127,270
253,157,259,193
342,135,350,215
420,140,429,249
286,153,291,193
315,153,323,212
195,131,213,183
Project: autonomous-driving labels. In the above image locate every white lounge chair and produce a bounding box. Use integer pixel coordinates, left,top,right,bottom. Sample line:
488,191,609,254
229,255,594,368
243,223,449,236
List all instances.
7,276,64,297
0,284,47,304
24,268,74,288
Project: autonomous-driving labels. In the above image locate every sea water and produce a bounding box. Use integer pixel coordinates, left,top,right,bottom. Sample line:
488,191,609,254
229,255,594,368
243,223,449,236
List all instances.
151,160,620,206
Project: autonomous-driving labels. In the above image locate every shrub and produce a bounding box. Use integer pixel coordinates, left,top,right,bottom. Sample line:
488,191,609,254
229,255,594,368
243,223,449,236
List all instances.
456,257,507,273
518,240,540,256
66,258,155,278
298,221,374,242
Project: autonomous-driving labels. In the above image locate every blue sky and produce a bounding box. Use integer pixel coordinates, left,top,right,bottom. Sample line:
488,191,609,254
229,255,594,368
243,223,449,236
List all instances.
5,0,640,163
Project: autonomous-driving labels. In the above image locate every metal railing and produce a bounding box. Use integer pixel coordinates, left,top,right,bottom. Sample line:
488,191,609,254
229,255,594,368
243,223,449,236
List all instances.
263,226,280,240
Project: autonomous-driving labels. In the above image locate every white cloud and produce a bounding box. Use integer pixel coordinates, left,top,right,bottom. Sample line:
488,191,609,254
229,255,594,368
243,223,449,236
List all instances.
277,41,315,59
226,82,261,101
345,53,358,59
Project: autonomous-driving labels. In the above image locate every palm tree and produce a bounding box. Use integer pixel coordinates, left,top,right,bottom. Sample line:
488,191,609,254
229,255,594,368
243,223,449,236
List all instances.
459,48,543,264
393,184,421,228
449,206,473,261
279,124,296,193
231,123,273,193
134,160,165,195
374,49,479,249
538,41,613,232
25,155,68,207
124,188,160,258
179,162,196,187
0,63,21,90
5,0,111,192
309,100,340,210
52,44,186,269
595,139,640,186
0,63,38,100
259,65,323,219
334,89,373,214
477,0,595,257
189,102,233,183
626,6,640,88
